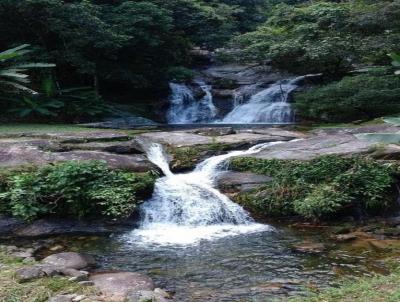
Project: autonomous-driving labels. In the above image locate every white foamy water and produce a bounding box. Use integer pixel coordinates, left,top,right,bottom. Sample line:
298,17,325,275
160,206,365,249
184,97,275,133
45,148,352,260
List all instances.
127,142,280,246
222,77,305,124
167,81,217,124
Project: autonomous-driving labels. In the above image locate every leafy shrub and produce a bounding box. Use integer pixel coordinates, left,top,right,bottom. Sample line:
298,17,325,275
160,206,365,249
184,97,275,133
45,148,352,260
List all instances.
294,74,400,123
230,155,398,220
0,161,155,221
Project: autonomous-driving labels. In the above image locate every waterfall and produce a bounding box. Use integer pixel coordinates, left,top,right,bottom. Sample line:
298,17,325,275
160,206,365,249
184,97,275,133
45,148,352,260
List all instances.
166,81,217,124
166,76,309,124
222,77,304,124
130,142,277,245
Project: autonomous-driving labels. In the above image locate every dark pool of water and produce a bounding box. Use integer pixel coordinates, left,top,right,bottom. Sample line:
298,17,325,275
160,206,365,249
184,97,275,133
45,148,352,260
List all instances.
45,225,393,302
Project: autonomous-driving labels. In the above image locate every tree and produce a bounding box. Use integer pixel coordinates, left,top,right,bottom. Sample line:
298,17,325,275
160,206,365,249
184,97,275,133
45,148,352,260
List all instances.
0,44,54,94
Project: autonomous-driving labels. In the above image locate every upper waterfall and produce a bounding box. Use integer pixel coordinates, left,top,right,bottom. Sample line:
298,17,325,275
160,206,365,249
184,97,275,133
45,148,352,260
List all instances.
166,81,217,124
166,76,306,124
222,77,303,124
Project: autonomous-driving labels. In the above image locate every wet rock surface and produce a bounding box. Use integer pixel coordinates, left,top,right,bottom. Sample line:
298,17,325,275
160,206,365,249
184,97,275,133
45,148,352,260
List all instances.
0,217,136,238
89,272,155,302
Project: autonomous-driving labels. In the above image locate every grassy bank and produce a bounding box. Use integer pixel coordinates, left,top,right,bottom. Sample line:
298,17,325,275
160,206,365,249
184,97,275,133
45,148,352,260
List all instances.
0,249,93,302
288,269,400,302
229,155,399,221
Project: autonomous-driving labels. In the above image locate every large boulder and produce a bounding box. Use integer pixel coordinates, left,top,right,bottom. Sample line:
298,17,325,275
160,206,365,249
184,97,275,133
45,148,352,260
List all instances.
0,132,155,172
42,252,96,270
54,152,155,172
90,272,154,302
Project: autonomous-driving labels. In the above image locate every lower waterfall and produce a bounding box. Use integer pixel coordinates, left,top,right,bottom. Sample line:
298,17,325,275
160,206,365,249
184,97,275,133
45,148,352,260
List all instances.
129,143,278,245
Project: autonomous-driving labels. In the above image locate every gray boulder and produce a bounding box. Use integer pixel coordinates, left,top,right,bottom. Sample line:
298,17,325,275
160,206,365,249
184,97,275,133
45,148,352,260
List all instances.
42,252,96,270
217,172,272,193
15,266,45,283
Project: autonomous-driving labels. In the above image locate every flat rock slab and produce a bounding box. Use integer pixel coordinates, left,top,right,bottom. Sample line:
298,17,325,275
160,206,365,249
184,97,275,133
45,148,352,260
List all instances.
11,218,134,237
138,130,290,148
61,141,143,154
90,272,154,302
138,131,212,147
42,252,96,270
0,140,155,172
217,172,272,192
249,134,375,160
215,133,292,146
312,124,400,136
43,132,130,143
55,151,155,172
236,128,308,139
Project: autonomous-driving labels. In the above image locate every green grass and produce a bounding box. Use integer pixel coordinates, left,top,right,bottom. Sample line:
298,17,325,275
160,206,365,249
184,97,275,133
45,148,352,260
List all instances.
0,123,154,136
0,250,96,302
288,269,400,302
0,124,108,134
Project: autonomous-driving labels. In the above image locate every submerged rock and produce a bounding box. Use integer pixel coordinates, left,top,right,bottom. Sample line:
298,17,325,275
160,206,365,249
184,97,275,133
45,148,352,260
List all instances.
90,272,155,302
292,242,327,254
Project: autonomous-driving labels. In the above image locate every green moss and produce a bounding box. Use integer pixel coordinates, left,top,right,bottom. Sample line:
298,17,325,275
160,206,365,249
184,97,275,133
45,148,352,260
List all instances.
168,142,227,171
230,155,399,220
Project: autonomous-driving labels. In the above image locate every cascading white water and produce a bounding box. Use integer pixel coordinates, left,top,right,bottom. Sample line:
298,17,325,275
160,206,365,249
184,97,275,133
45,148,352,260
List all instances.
222,77,305,124
167,81,217,124
166,76,307,124
129,142,278,245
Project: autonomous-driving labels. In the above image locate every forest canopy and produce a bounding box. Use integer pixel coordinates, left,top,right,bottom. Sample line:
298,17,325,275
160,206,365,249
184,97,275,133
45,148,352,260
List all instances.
0,0,399,123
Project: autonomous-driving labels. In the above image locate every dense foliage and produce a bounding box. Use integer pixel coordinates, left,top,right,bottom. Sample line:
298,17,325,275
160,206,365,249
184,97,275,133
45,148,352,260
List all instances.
234,0,400,75
294,72,400,122
230,155,399,220
0,0,269,92
0,161,155,221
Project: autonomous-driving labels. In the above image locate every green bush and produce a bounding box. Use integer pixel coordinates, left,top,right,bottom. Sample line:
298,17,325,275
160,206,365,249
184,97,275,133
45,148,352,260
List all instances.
0,161,156,221
230,155,398,220
294,74,400,123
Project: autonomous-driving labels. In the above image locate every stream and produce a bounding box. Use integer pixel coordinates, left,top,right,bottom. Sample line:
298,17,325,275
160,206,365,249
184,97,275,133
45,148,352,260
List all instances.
51,142,394,301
